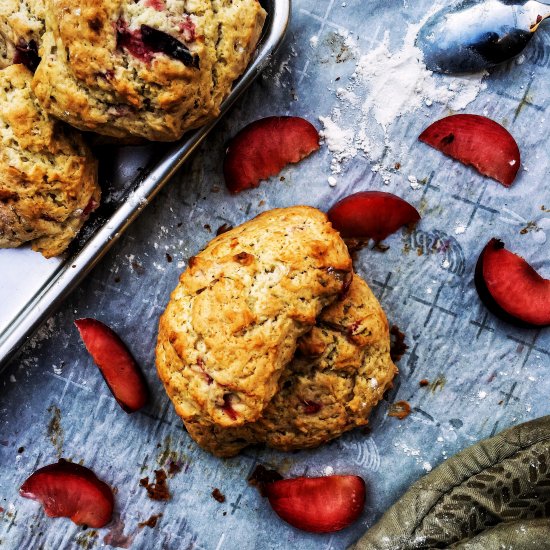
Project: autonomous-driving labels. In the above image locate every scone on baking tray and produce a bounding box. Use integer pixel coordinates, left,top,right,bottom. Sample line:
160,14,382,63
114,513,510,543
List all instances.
184,275,397,457
0,64,100,258
0,0,44,70
156,206,397,457
156,206,354,428
31,0,267,141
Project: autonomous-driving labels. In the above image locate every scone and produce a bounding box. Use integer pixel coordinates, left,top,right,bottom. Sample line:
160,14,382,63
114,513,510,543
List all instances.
0,64,100,257
31,0,266,141
156,206,353,428
185,275,398,457
0,0,45,70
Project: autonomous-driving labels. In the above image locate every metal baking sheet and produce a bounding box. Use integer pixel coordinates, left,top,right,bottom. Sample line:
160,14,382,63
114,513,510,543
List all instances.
0,0,290,369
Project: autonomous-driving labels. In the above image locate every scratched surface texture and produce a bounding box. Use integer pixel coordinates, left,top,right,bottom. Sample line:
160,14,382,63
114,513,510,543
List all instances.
1,0,549,549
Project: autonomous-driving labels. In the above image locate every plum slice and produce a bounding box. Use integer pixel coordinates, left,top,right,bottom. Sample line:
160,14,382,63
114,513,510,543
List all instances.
223,116,320,194
20,460,114,528
265,475,366,533
141,25,199,68
75,318,149,413
475,238,550,327
419,114,520,187
327,191,420,241
117,22,198,68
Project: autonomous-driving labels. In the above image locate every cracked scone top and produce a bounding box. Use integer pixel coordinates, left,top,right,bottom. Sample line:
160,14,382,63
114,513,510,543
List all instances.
156,206,353,427
0,64,99,257
184,275,398,457
31,0,267,141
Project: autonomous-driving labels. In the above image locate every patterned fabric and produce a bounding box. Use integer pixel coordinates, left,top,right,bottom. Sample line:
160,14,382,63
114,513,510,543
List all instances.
350,416,550,549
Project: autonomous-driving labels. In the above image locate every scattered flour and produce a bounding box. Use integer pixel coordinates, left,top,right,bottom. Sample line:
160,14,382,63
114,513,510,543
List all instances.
353,22,486,128
454,224,466,235
319,11,487,178
408,175,421,190
318,116,357,173
336,87,359,106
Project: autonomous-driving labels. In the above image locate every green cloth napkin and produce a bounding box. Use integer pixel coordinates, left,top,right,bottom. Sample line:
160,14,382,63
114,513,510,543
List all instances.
350,416,550,549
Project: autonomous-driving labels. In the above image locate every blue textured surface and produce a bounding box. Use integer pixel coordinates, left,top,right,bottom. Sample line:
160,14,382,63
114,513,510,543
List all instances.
1,1,549,548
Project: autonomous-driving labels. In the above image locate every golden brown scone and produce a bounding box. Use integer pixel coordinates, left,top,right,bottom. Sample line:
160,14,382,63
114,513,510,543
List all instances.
31,0,266,141
0,64,100,257
0,0,45,70
184,275,398,457
156,206,353,428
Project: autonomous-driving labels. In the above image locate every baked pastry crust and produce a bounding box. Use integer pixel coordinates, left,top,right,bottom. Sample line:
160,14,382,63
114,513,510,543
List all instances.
31,0,266,141
0,0,44,69
0,64,99,257
156,206,353,428
184,275,398,457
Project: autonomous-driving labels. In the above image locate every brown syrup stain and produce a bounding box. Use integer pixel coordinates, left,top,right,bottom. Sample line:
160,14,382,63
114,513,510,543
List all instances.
103,518,134,548
47,405,64,457
430,375,446,393
138,513,163,529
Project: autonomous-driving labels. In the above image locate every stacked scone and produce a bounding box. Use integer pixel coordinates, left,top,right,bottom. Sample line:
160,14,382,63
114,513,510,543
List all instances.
156,207,398,457
0,64,99,256
0,0,266,255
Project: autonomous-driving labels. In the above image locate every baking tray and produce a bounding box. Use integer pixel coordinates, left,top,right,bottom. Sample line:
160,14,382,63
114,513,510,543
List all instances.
0,0,289,370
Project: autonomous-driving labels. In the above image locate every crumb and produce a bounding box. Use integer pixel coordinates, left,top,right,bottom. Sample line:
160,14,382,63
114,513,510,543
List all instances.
389,325,408,362
138,513,162,529
114,276,121,283
388,400,411,420
394,162,401,170
258,200,265,207
177,222,183,227
167,460,182,475
248,465,283,497
419,379,429,387
211,488,226,503
343,237,369,260
216,223,233,236
165,253,173,263
17,446,24,453
140,469,170,501
204,224,212,232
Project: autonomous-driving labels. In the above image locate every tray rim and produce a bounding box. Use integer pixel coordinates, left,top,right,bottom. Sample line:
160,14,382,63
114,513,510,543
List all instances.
0,0,290,369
